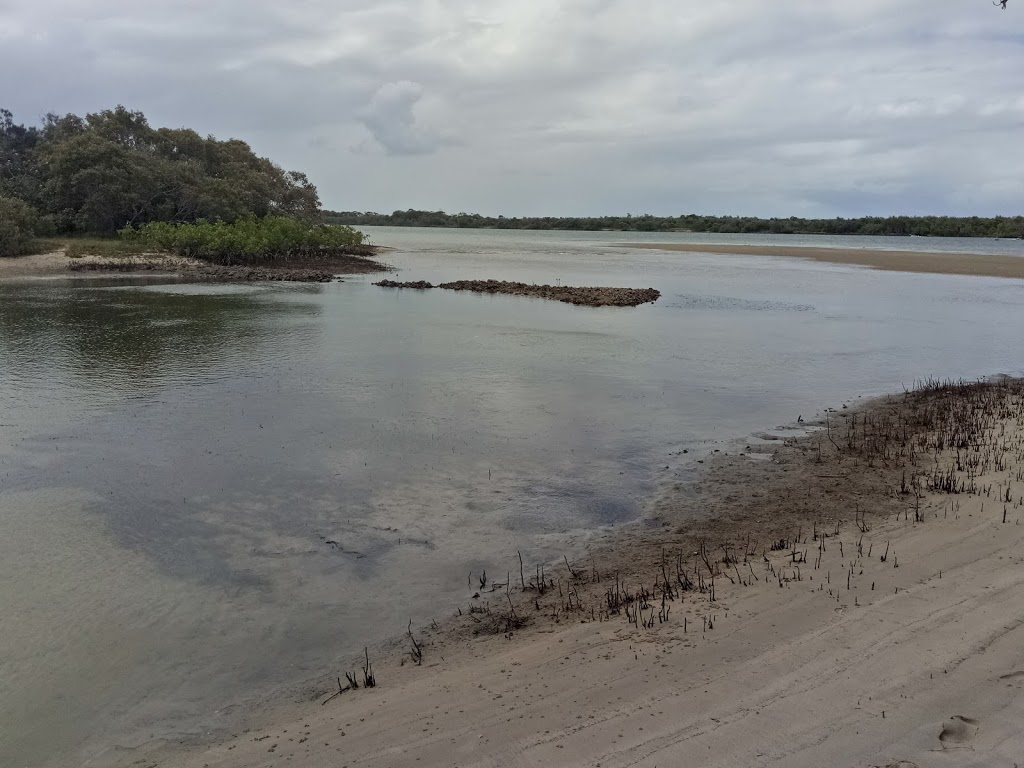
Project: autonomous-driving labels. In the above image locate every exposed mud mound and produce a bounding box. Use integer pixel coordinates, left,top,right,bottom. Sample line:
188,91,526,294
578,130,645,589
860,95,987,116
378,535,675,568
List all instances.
374,280,434,289
373,278,661,307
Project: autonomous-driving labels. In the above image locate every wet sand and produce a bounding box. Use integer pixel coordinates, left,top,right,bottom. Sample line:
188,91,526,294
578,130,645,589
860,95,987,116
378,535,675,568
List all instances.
105,380,1024,768
621,241,1024,279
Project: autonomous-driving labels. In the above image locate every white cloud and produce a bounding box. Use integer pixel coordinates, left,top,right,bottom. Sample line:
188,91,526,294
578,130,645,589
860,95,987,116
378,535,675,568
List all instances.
1,0,1023,216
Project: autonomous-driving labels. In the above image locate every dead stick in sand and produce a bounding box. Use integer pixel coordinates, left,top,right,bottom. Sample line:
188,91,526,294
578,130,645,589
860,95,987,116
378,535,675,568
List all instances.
407,619,423,665
362,647,376,687
564,555,580,579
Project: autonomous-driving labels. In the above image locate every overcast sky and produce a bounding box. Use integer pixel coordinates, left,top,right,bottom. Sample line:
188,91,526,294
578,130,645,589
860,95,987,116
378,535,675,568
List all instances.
2,0,1022,217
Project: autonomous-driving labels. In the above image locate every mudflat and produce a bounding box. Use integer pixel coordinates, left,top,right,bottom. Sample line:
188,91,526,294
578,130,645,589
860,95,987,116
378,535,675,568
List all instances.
621,241,1024,279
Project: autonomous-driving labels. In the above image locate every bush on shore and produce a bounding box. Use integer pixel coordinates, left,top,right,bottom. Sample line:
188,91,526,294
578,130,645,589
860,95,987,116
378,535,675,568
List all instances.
120,216,367,265
0,196,38,256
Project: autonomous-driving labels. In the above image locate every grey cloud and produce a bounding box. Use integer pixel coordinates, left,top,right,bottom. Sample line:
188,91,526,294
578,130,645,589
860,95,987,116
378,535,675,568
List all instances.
2,0,1023,215
356,81,442,156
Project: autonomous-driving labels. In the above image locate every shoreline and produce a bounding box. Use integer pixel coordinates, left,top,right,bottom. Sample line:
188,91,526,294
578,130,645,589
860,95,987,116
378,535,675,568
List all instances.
0,249,389,282
100,379,1024,768
619,241,1024,279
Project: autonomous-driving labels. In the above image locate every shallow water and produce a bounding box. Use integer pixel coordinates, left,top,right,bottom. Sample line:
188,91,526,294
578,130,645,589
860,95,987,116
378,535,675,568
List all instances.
2,229,1024,766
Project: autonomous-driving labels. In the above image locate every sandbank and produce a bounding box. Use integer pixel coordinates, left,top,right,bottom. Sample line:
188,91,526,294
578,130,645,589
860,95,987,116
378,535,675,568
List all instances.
621,241,1024,279
0,250,77,278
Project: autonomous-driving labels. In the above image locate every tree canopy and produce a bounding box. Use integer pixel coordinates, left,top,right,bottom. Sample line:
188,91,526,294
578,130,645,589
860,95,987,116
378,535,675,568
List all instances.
0,195,37,256
0,106,320,235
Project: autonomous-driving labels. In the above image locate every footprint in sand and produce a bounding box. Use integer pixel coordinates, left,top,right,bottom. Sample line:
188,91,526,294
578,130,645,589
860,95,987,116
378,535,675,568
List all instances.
938,715,979,749
884,761,918,768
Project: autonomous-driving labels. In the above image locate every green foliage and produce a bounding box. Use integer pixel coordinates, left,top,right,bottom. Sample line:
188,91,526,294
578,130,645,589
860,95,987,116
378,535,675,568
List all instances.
325,209,1024,239
121,217,365,265
0,195,38,256
20,238,64,256
1,106,321,235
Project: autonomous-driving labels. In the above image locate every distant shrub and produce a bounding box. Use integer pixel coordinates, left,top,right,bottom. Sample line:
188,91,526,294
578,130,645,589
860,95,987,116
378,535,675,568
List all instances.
120,216,366,265
0,196,38,256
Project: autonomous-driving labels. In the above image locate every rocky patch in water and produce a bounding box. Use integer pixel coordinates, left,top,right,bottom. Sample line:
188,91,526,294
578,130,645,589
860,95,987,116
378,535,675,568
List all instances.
373,279,661,307
190,266,338,283
374,279,435,289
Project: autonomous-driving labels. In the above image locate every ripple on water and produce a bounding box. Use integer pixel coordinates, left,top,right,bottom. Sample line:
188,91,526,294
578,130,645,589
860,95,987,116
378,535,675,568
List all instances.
664,294,814,312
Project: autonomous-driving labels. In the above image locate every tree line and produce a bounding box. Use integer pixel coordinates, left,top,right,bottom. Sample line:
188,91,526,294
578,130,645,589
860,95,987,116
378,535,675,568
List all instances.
324,210,1024,239
0,105,325,255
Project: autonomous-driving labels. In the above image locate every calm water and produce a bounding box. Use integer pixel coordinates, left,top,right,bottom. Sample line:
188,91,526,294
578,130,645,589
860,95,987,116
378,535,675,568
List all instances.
2,229,1024,767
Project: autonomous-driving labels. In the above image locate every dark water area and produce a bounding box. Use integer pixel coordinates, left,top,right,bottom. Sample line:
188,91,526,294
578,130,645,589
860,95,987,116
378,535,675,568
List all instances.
2,230,1024,766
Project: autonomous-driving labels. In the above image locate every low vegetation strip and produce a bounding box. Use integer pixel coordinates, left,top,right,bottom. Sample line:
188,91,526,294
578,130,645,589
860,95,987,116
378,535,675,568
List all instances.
373,279,661,307
120,216,369,265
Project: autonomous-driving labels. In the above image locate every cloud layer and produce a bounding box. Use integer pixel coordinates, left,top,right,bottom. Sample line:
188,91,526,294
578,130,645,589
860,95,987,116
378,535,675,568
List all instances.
2,0,1022,216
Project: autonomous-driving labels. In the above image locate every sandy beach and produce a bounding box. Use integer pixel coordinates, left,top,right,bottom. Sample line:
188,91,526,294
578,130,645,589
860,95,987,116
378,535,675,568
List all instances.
621,241,1024,279
0,250,203,280
96,379,1024,768
0,250,78,278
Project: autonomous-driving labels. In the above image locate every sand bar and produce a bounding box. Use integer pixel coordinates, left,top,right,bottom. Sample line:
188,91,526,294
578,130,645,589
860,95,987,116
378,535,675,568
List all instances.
621,241,1024,279
104,380,1024,768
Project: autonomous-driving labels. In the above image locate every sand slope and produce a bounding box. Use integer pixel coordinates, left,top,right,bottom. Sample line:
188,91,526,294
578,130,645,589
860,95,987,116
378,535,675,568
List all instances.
106,387,1024,768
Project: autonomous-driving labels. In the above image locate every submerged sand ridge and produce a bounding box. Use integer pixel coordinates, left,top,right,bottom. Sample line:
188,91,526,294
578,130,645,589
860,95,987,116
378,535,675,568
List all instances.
621,241,1024,279
112,379,1024,768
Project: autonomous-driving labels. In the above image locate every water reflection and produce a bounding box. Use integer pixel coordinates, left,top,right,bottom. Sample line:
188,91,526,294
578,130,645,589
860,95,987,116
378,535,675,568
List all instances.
0,280,322,392
2,232,1024,767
